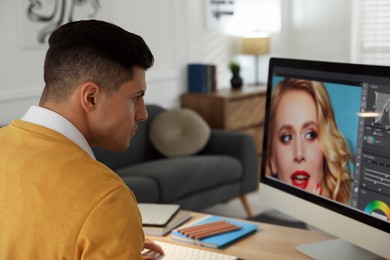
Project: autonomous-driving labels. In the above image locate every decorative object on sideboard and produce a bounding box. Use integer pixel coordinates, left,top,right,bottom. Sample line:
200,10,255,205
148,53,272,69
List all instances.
241,33,270,86
228,61,243,90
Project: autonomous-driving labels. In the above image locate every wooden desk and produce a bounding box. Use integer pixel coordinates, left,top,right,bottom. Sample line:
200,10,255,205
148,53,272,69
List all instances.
146,212,334,259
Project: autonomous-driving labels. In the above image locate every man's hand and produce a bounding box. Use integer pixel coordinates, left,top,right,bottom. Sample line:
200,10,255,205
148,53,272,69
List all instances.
142,239,164,260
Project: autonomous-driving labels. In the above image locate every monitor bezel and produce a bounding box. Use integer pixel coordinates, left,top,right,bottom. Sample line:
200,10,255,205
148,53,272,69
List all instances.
260,57,390,234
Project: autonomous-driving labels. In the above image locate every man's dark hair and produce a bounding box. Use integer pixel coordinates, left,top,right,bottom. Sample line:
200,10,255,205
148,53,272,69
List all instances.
41,19,154,103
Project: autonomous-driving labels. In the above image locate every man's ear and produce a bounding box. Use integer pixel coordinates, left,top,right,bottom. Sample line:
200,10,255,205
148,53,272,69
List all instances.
80,82,100,112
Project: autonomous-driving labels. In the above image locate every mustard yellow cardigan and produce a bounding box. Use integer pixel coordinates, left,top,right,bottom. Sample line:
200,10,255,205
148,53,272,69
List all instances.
0,120,144,259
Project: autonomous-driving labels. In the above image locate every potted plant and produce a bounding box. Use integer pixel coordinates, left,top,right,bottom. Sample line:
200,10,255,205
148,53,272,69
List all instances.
228,61,243,89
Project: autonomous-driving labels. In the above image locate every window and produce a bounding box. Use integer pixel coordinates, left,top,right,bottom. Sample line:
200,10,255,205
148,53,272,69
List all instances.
352,0,390,65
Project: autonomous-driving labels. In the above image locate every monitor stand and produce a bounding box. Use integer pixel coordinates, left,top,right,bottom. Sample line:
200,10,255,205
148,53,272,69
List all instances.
296,239,381,260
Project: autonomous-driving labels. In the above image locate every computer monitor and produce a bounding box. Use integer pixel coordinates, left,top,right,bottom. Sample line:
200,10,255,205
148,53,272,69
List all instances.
260,57,390,259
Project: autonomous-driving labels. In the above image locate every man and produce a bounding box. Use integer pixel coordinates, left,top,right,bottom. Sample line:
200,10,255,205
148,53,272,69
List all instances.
0,20,163,259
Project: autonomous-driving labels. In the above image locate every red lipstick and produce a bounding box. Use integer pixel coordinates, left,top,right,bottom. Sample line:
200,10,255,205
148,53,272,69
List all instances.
291,170,310,189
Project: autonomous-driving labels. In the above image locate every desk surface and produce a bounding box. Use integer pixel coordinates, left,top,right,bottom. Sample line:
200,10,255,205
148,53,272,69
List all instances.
146,212,334,259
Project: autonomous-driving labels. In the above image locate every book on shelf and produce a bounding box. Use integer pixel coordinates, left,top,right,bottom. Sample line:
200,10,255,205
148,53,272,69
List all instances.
142,210,192,236
171,215,258,249
187,63,217,93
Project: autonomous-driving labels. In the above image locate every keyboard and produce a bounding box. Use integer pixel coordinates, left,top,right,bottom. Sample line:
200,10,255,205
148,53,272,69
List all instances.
142,241,238,260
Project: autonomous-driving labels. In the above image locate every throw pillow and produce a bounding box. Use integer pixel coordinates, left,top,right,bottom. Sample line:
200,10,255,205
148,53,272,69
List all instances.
149,108,211,157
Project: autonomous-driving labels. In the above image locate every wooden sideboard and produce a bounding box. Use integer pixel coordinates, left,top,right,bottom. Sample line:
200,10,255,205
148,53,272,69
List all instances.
180,86,267,166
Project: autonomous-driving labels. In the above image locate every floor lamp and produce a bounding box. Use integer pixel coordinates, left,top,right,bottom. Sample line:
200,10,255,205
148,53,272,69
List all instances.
241,35,270,86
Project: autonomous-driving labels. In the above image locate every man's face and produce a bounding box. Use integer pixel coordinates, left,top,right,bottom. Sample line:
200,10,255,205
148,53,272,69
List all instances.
90,66,148,151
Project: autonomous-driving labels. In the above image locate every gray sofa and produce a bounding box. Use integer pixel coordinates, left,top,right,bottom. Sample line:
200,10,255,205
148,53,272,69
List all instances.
92,104,259,213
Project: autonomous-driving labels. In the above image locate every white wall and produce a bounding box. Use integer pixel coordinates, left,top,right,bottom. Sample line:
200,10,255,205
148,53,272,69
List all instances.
280,0,353,62
228,0,354,85
0,0,235,125
0,0,354,125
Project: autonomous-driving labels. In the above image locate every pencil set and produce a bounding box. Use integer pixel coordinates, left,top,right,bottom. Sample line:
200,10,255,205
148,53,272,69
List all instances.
177,220,242,239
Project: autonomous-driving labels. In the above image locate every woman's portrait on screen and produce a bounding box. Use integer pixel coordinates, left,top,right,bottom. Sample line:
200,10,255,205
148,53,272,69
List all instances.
266,78,354,204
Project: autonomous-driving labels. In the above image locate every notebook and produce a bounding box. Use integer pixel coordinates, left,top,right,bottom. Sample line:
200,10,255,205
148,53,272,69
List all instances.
138,203,180,226
171,215,258,249
142,210,191,236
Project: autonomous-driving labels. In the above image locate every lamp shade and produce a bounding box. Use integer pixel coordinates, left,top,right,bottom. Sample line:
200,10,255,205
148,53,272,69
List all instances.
241,36,270,55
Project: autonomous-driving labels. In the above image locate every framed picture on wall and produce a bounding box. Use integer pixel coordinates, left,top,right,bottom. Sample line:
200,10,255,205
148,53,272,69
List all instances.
205,0,236,31
17,0,111,48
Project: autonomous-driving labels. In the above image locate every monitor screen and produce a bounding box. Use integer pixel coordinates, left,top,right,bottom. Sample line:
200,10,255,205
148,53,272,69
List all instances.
260,57,390,258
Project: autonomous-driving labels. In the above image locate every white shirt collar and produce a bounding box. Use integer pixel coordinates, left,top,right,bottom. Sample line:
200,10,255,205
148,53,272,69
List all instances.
21,105,96,160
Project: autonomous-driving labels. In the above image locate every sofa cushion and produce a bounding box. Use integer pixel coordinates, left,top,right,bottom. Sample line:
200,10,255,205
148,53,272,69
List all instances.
115,155,242,203
149,108,211,157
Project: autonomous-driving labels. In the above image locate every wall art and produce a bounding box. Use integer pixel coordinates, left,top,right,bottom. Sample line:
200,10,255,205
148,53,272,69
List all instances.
18,0,110,48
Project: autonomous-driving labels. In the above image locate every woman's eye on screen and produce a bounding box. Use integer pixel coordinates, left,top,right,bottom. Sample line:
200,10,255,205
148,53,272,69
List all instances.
303,130,318,141
280,133,292,144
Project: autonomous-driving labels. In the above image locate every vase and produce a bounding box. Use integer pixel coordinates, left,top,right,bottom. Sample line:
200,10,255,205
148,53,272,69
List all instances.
230,75,243,90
